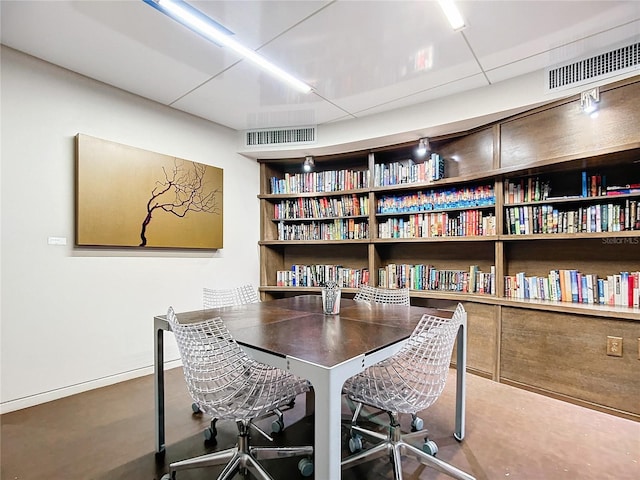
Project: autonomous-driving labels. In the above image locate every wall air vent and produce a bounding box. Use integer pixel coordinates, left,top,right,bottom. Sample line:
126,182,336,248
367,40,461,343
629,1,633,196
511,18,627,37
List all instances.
546,41,639,91
244,126,316,147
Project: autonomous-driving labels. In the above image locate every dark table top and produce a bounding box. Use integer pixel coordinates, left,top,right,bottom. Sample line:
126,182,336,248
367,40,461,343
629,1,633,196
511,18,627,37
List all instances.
161,295,453,368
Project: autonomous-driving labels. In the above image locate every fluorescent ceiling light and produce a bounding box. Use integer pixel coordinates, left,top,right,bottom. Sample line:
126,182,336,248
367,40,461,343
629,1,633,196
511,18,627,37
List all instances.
143,0,313,94
438,0,466,31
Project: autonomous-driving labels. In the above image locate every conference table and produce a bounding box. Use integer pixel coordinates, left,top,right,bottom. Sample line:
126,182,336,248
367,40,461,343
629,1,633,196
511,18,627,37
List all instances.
154,295,468,479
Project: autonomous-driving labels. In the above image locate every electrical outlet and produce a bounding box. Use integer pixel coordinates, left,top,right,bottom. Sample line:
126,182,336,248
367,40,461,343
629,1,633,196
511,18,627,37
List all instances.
606,336,623,357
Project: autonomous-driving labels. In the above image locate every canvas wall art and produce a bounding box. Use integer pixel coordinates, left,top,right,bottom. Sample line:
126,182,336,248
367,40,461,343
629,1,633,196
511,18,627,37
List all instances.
76,134,223,249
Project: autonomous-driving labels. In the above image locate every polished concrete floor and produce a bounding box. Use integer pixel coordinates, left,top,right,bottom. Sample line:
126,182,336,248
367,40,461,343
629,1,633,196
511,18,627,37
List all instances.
1,367,638,480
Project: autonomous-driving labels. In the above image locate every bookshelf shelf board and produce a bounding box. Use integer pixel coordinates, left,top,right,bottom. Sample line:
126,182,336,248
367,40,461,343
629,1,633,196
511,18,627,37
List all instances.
495,297,640,321
259,188,370,200
409,290,498,304
272,215,368,223
499,231,640,241
259,286,360,295
376,205,495,216
505,192,640,207
259,239,370,246
371,172,497,193
373,236,498,243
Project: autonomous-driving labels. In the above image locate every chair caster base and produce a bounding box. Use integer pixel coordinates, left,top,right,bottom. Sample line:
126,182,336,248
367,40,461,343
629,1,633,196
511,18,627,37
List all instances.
348,434,363,453
411,415,424,431
423,439,438,456
271,418,284,433
298,458,314,477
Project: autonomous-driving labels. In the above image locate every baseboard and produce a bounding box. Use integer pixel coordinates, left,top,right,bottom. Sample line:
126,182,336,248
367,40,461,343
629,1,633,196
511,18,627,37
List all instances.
0,359,183,414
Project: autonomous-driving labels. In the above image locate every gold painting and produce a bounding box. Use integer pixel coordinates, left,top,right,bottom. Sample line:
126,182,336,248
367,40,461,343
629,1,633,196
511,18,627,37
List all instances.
75,134,223,249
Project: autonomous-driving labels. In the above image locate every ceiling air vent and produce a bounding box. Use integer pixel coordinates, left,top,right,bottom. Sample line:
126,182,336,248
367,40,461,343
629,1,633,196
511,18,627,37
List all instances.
244,126,316,147
546,41,639,91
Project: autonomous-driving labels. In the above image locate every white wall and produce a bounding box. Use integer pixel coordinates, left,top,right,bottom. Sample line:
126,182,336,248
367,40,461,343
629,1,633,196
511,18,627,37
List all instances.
0,47,260,412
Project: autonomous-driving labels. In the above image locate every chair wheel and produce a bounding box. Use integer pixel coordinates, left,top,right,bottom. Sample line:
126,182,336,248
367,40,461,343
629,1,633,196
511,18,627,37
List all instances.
191,402,201,414
348,434,363,453
271,418,284,433
423,439,438,456
411,416,424,431
298,458,314,477
204,426,217,441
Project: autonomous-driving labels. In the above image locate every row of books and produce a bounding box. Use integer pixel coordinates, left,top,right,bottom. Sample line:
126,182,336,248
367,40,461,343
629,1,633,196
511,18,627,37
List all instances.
505,176,551,203
606,184,640,195
377,263,496,295
273,194,369,220
378,211,497,238
581,172,607,197
269,169,370,194
372,154,445,187
276,219,369,241
276,264,369,288
580,174,640,197
504,270,640,308
377,185,495,214
505,200,640,235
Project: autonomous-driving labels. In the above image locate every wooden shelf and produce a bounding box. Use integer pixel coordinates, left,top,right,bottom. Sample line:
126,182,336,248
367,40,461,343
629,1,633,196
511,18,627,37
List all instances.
499,230,640,241
372,236,498,243
505,191,640,207
259,239,370,246
259,188,370,200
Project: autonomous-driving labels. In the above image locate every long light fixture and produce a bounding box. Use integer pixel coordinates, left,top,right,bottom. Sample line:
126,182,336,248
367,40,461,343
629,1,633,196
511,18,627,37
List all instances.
142,0,313,94
438,0,466,31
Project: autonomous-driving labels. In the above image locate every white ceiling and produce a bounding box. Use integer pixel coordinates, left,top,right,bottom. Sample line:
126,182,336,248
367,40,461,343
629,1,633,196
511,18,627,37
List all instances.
2,0,639,136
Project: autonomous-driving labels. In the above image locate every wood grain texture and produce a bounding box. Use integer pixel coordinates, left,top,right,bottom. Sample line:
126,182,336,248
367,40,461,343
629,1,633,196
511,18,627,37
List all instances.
500,80,640,170
500,306,640,416
437,127,495,178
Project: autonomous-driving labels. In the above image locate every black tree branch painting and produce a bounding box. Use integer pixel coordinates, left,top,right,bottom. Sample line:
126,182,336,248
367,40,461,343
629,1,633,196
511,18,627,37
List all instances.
139,160,221,246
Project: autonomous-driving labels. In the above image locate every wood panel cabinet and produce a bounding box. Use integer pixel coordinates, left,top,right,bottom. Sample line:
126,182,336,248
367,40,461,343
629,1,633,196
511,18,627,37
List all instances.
258,76,640,419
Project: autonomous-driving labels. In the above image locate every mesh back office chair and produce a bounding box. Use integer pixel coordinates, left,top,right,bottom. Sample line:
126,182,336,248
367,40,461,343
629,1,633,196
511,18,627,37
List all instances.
342,304,475,480
353,285,410,305
195,284,261,422
162,307,313,480
203,284,260,309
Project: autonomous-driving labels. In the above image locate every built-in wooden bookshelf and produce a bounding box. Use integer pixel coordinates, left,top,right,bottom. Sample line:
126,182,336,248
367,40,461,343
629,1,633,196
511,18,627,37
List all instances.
258,76,640,420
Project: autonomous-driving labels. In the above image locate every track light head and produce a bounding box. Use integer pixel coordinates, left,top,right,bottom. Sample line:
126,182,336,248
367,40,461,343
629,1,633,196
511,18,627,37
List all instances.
303,156,315,172
416,138,430,158
581,87,600,116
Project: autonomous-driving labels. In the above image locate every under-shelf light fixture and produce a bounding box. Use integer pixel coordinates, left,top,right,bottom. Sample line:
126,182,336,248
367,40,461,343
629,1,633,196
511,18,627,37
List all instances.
303,156,315,172
416,138,430,158
581,86,600,117
142,0,313,94
438,0,466,31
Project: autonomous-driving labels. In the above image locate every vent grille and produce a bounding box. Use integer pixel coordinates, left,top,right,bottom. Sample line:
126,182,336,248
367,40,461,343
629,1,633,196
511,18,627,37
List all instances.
244,126,316,147
547,41,639,91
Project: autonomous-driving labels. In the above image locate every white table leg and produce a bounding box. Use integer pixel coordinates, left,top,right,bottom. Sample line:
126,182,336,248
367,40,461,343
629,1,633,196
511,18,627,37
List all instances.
286,356,365,479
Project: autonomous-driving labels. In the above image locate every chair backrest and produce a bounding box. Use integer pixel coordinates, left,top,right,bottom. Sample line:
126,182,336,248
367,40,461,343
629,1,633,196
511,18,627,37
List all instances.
203,284,260,309
353,285,410,305
390,303,465,411
167,306,262,420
